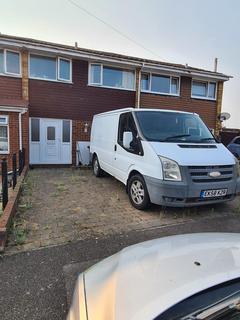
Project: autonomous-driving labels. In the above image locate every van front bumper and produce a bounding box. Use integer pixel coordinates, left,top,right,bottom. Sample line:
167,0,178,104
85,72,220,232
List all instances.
144,175,240,207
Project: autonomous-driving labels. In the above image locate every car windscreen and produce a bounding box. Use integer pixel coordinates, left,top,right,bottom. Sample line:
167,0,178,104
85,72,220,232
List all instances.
134,111,216,143
155,278,240,320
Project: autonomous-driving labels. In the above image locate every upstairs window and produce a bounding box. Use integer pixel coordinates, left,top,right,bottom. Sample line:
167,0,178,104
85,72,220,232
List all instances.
0,49,20,76
29,54,71,82
0,50,4,74
192,80,217,100
89,63,135,90
58,58,71,81
141,73,179,96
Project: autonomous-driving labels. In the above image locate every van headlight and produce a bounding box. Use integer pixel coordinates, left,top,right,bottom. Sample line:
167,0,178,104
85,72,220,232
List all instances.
159,156,182,181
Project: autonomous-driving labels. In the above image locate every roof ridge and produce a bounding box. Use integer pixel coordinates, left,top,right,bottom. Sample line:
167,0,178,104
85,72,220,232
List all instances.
0,33,230,77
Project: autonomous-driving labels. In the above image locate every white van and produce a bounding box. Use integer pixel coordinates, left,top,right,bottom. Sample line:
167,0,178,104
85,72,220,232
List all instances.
90,108,240,210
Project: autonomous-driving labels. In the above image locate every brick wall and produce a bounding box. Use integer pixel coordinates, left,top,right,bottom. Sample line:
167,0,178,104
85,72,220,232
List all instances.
140,76,217,129
29,59,135,121
0,111,29,171
0,76,22,101
72,119,91,165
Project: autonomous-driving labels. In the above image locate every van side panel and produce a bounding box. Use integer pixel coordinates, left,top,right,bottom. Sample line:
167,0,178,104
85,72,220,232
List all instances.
90,114,119,175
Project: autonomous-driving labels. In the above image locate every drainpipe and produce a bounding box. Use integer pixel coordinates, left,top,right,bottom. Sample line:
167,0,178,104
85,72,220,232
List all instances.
135,64,144,108
18,109,27,151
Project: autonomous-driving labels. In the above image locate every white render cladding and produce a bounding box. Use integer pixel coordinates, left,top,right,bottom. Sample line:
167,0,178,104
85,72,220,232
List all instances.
0,34,231,82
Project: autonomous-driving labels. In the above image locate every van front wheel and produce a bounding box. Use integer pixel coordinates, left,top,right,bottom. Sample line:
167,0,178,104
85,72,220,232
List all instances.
93,156,103,177
128,174,150,210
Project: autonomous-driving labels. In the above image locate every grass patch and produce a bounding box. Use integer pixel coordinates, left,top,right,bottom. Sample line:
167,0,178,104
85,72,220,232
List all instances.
234,200,240,214
18,201,33,211
53,182,69,193
10,220,29,245
56,185,69,192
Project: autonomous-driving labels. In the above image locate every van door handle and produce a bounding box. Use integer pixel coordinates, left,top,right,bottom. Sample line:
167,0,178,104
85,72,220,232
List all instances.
114,145,117,151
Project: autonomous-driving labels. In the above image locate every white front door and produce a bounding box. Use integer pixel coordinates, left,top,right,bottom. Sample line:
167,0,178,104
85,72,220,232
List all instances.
30,118,72,164
43,119,61,163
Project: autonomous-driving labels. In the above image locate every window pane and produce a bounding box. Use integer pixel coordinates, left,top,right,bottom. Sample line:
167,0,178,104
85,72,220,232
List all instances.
31,119,40,142
192,81,207,97
151,75,170,93
0,50,3,73
122,70,134,89
0,116,8,124
47,127,55,140
90,64,101,84
6,51,20,74
141,73,150,91
103,66,123,88
208,82,216,98
30,55,56,80
62,120,70,142
59,59,70,81
171,77,179,94
118,112,137,146
103,66,134,89
0,126,8,151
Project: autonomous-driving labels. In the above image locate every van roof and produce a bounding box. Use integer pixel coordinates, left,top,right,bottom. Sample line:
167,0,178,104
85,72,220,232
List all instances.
94,107,195,117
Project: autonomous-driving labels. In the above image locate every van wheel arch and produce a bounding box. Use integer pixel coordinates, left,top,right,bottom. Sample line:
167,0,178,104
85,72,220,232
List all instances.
126,170,142,193
127,173,150,210
92,154,103,177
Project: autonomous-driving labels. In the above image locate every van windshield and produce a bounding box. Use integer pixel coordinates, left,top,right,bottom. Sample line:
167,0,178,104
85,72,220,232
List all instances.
135,111,216,143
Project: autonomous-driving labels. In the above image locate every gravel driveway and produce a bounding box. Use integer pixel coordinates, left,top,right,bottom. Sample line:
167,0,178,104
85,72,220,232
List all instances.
6,168,240,254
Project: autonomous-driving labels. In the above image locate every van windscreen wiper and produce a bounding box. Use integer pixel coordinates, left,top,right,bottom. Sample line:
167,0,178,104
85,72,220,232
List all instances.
182,294,240,320
164,134,191,141
200,137,216,142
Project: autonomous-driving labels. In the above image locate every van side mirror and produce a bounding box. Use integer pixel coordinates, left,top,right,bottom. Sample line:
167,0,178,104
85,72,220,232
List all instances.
123,131,133,149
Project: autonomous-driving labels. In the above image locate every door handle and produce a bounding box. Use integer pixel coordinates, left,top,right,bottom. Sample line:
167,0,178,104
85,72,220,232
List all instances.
114,144,117,151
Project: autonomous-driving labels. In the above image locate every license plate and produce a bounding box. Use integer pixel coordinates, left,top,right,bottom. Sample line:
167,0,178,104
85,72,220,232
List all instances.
200,189,228,198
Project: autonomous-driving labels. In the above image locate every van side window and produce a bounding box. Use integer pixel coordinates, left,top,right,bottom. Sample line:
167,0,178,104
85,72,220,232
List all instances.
118,112,138,152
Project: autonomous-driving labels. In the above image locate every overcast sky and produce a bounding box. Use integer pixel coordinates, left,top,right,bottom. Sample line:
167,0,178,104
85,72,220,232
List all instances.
1,0,239,128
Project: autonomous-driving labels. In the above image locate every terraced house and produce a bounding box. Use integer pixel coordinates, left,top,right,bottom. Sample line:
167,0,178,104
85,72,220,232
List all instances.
0,34,230,168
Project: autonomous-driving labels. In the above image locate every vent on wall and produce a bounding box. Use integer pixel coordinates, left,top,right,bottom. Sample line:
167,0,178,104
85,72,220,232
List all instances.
178,144,217,149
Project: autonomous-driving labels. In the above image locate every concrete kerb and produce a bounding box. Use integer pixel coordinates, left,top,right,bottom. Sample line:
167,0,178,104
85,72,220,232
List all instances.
0,166,28,252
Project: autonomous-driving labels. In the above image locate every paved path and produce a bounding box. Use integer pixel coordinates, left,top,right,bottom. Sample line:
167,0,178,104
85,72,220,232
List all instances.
1,214,240,320
6,168,240,254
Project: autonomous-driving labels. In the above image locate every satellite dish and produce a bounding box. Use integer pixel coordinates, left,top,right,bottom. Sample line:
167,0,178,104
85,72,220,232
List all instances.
218,112,231,122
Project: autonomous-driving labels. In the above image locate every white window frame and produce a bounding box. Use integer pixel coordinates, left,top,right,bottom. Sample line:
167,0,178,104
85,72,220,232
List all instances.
141,72,180,96
30,117,40,143
191,79,217,101
29,53,72,83
88,62,135,91
0,115,9,154
62,119,72,144
0,49,21,77
57,57,72,82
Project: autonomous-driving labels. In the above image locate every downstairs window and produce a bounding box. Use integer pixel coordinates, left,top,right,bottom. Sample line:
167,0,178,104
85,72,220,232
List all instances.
0,116,9,153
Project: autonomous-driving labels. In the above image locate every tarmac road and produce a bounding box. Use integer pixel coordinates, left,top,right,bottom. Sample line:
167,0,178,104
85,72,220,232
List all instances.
1,213,240,320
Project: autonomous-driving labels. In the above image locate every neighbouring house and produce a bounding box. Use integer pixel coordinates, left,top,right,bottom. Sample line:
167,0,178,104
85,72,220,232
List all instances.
0,34,231,168
220,128,240,146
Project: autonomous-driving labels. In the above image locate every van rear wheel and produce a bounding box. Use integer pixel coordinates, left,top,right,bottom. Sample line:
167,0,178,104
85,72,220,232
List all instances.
93,156,103,177
128,174,150,210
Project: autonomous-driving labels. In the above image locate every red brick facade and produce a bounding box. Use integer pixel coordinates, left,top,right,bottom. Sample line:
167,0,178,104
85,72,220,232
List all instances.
29,60,135,121
140,77,218,130
0,37,228,166
0,76,22,101
0,111,29,171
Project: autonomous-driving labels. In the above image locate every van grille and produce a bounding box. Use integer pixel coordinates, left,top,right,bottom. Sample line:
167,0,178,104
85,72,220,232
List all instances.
188,165,234,183
178,144,217,149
